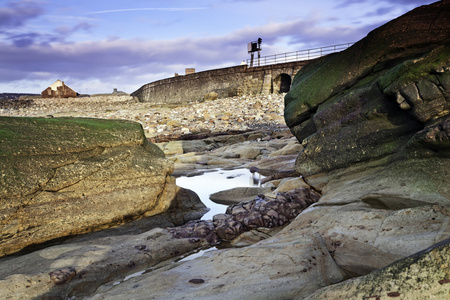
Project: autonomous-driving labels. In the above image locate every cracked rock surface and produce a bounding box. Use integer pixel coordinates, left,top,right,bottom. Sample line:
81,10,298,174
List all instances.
0,117,181,257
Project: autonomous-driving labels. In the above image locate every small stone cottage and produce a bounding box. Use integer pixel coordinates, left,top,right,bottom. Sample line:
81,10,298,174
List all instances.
41,80,77,98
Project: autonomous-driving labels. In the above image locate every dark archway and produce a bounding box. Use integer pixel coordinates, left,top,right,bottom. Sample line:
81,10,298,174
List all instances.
279,73,292,93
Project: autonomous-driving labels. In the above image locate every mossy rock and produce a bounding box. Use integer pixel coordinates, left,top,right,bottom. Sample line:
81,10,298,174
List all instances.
284,2,450,178
0,116,176,257
0,116,155,157
285,1,450,130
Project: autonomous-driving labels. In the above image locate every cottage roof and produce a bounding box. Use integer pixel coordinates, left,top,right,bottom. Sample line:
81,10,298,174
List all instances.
48,79,64,91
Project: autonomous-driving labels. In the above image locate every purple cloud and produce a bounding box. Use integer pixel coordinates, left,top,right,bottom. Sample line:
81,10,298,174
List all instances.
87,7,207,15
0,0,43,29
55,22,94,35
0,15,378,85
0,1,399,94
336,0,436,9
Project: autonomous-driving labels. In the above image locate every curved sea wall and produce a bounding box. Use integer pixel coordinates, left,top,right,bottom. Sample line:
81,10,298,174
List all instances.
132,62,305,104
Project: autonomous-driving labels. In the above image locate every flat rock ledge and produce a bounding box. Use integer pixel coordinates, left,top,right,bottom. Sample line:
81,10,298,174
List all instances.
303,238,450,300
0,228,210,300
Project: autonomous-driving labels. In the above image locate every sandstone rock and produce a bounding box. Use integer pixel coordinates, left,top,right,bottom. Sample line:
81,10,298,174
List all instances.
228,226,283,247
269,139,302,156
0,117,177,257
0,228,210,300
291,203,450,276
204,91,218,101
249,154,297,171
233,145,262,159
87,233,345,300
316,156,450,207
209,186,273,205
303,238,450,300
264,177,309,198
127,202,449,300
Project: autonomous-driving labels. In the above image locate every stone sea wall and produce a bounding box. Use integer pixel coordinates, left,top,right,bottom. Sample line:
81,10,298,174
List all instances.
131,62,305,104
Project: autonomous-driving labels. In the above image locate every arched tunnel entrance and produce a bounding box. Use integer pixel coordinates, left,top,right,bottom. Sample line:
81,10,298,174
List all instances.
274,73,292,94
279,73,292,93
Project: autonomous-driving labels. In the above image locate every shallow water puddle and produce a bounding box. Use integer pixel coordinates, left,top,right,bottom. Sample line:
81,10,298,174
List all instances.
176,168,263,220
177,246,218,262
111,169,263,288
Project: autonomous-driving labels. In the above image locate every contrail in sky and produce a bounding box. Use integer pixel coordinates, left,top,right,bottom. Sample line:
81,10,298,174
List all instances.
88,7,207,14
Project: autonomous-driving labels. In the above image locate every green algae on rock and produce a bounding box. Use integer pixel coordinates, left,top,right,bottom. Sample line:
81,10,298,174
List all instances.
283,1,450,204
0,116,180,257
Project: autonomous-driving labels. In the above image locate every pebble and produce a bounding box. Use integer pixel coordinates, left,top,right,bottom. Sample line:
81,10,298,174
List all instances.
48,267,77,285
0,94,287,139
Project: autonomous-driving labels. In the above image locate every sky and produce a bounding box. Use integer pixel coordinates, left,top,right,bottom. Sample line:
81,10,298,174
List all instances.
0,0,437,94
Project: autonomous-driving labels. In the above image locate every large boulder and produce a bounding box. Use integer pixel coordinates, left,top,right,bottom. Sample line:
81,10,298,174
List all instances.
87,231,346,300
284,1,450,202
0,117,204,257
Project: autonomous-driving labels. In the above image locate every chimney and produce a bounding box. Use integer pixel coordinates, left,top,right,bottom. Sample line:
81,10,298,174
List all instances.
185,68,195,75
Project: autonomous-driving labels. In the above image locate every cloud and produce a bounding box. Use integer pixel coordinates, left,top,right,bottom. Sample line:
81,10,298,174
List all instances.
8,32,55,47
0,0,44,29
55,22,94,35
87,7,207,15
0,14,381,93
2,19,94,47
0,1,95,48
335,0,435,9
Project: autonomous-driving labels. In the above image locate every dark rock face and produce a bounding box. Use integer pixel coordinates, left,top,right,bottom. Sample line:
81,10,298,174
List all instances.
284,1,450,201
167,187,320,244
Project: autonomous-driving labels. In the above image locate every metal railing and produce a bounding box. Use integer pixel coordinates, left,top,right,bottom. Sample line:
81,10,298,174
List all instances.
246,42,354,67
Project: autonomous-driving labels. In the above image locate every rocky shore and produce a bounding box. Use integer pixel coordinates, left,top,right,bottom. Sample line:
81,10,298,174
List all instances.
0,93,308,299
0,2,449,299
0,93,286,140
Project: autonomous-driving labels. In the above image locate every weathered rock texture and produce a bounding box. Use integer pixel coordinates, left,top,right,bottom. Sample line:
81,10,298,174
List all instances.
1,3,450,300
0,116,189,257
303,238,450,300
167,187,320,245
95,4,450,298
284,1,450,200
87,202,450,300
0,228,210,300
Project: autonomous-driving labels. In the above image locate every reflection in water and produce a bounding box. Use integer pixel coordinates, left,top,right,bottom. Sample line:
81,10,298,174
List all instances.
176,168,262,220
